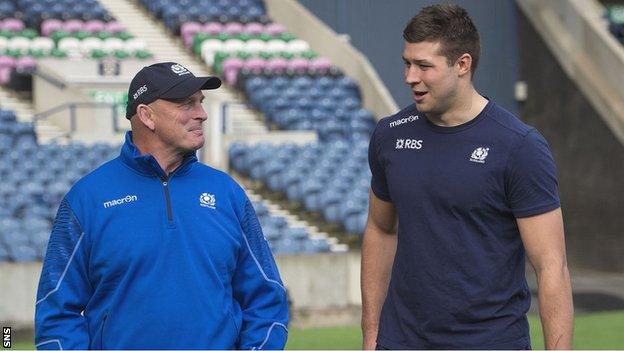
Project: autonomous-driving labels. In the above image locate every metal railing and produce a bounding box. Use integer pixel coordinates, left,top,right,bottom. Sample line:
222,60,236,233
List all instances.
32,102,122,141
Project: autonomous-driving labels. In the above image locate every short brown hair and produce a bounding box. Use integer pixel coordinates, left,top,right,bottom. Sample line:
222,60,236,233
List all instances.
403,4,481,76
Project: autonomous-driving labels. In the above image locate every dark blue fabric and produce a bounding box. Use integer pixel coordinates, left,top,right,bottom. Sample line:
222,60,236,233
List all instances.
35,132,288,349
368,101,560,349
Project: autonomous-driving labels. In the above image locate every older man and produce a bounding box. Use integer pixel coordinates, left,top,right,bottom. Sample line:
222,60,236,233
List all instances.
35,62,289,349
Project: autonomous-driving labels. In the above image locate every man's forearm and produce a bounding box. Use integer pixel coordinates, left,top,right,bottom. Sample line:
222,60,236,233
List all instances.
537,264,574,349
361,227,397,349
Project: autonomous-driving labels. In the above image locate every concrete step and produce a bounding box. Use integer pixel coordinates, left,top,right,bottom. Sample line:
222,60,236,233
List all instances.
246,190,348,253
0,87,66,142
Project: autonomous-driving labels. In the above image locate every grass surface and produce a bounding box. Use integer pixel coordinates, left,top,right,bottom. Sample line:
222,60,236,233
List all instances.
12,311,624,349
286,311,624,349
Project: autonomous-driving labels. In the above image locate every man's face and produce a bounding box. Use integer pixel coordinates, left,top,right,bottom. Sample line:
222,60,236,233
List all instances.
403,41,461,116
149,90,207,153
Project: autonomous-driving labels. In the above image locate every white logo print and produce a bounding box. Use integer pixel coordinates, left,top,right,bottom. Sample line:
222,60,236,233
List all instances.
171,64,190,76
395,138,423,150
132,85,147,100
470,147,490,163
200,193,216,209
103,195,138,208
389,114,419,128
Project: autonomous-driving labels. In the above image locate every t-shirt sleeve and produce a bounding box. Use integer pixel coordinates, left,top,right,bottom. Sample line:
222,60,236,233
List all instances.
506,129,561,218
368,122,392,202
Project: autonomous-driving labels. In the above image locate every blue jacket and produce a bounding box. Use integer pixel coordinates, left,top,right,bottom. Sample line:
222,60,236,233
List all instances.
35,132,289,349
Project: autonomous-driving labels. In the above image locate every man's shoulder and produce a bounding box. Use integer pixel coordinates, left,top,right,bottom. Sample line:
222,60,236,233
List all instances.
374,104,421,136
486,102,534,139
379,103,419,127
68,158,123,194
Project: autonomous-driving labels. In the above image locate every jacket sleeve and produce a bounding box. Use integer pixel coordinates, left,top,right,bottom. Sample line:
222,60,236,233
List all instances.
233,198,289,350
35,199,92,350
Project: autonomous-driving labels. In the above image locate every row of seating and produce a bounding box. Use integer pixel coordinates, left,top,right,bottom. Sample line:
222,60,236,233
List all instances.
139,0,269,33
253,201,334,255
41,19,124,36
7,0,114,28
198,36,311,66
144,3,376,236
218,56,332,86
182,21,285,47
230,141,370,235
2,36,149,55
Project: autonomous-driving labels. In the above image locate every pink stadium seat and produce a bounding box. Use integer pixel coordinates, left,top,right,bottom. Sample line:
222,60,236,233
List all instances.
105,21,125,34
64,20,84,33
41,19,64,37
202,22,223,35
287,58,309,74
265,23,286,36
2,19,25,32
243,57,266,74
266,57,288,73
0,56,16,69
243,22,264,35
223,57,245,86
181,22,202,48
15,56,37,71
224,22,244,35
0,68,11,85
0,56,16,85
84,20,106,34
309,57,332,73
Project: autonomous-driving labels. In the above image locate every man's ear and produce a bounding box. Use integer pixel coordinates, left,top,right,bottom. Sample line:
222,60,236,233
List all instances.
456,53,473,77
137,104,156,131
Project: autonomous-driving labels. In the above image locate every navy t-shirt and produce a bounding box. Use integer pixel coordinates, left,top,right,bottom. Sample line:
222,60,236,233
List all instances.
368,101,560,349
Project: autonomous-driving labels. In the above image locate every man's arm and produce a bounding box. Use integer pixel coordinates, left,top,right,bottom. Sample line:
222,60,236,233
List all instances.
35,199,92,350
361,190,398,350
232,198,289,350
518,207,573,349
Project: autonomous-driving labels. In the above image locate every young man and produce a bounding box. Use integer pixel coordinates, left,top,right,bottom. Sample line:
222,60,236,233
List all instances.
361,5,573,349
35,62,289,349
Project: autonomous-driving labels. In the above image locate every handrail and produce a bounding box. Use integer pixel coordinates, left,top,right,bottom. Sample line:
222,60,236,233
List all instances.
32,102,121,141
30,68,66,90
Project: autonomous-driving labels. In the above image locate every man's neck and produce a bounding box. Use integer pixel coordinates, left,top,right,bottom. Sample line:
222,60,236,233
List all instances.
132,135,185,176
426,88,488,127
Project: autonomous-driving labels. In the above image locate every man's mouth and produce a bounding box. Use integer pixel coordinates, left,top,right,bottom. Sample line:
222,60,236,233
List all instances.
414,91,428,97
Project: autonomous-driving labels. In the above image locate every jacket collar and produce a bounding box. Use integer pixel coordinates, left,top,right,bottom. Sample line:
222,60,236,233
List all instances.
119,131,198,178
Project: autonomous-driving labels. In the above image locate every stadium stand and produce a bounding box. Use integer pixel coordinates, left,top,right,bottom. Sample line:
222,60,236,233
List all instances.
0,107,120,262
134,0,376,236
0,0,153,90
0,105,340,262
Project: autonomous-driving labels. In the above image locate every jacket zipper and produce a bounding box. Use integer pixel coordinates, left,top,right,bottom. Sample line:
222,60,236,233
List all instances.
161,176,173,222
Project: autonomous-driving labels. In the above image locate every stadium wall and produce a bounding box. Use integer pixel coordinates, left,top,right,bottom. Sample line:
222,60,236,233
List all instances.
517,7,624,272
295,0,520,115
0,252,362,330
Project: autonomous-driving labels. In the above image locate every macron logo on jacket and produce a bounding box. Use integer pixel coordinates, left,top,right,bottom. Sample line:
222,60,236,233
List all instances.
103,194,138,208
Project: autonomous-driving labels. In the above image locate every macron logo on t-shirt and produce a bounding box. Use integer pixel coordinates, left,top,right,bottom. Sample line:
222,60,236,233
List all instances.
389,114,419,128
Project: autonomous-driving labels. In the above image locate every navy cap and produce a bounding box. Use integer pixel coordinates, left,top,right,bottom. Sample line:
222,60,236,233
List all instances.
125,62,221,119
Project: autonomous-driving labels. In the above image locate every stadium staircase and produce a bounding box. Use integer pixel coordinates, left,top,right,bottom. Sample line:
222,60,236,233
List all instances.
98,0,268,135
0,86,64,143
246,188,348,253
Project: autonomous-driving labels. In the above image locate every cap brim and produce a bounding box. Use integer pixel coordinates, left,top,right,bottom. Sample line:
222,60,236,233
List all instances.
159,76,222,100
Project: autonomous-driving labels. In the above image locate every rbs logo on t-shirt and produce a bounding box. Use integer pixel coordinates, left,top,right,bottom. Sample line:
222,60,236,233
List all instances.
395,138,423,150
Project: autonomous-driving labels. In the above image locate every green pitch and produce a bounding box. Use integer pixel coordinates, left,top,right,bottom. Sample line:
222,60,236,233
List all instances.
286,310,624,349
12,310,624,349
